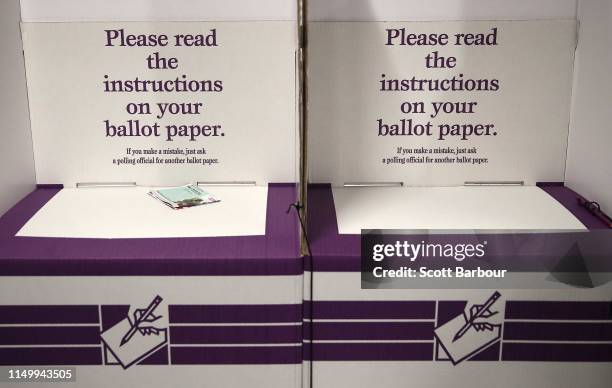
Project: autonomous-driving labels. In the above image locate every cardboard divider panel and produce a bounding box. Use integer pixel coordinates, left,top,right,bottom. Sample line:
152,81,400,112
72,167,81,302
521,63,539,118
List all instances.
22,21,297,186
308,20,576,186
0,0,36,217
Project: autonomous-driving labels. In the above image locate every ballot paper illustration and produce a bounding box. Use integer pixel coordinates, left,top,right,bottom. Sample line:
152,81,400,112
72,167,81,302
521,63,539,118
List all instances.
100,295,168,369
434,291,502,365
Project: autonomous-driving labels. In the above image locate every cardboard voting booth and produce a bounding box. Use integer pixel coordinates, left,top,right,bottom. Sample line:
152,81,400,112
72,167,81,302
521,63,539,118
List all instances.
305,1,612,387
0,1,302,387
0,1,611,388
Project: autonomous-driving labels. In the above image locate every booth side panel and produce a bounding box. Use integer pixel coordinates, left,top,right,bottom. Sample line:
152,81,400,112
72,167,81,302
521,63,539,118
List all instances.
566,0,612,215
0,0,36,217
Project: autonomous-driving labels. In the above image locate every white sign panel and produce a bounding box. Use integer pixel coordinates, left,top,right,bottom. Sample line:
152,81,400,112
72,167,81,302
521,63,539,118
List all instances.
308,20,577,186
23,22,297,186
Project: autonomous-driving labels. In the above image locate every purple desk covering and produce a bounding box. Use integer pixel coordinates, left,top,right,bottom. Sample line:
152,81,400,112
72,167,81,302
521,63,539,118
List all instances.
306,183,609,272
0,184,300,276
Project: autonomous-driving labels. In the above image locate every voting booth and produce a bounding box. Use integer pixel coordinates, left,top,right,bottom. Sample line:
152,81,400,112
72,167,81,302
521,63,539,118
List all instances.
0,1,302,387
1,0,611,387
305,1,612,387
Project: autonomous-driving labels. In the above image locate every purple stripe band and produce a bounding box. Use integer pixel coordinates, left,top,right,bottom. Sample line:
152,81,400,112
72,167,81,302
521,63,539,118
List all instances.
0,327,101,346
169,304,302,324
0,260,303,276
170,325,302,344
304,343,434,361
502,343,612,362
0,258,303,276
0,306,99,324
170,346,302,365
504,322,612,342
304,301,435,320
505,301,612,320
0,347,102,365
303,322,434,341
306,255,359,272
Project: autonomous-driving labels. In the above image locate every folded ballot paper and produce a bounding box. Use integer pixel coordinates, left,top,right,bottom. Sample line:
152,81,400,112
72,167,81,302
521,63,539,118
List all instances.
148,185,220,210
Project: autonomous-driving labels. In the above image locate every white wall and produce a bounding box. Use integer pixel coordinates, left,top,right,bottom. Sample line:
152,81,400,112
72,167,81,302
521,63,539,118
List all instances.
566,0,612,214
0,0,36,217
308,0,577,21
20,0,297,22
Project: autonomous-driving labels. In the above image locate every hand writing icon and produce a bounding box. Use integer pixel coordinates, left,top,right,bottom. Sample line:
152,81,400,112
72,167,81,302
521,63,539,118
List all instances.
469,303,498,332
132,309,162,336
